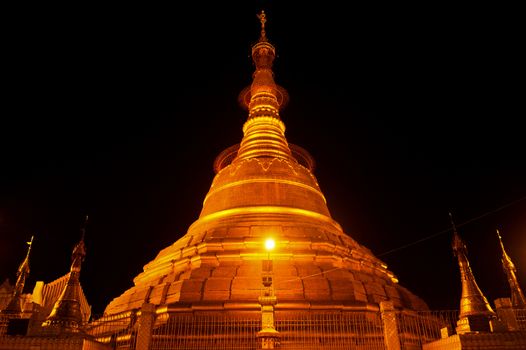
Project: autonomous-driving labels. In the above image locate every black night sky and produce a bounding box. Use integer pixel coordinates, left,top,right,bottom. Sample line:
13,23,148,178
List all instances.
1,2,524,316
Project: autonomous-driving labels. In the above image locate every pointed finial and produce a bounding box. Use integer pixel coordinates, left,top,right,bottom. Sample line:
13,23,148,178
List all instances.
257,10,267,40
496,228,526,307
496,229,512,263
20,235,34,267
17,235,34,275
26,235,34,256
80,215,88,241
449,212,458,233
496,229,506,255
450,212,466,256
497,229,514,266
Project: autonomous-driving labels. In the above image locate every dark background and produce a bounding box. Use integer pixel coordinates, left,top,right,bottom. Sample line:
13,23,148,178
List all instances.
1,2,524,315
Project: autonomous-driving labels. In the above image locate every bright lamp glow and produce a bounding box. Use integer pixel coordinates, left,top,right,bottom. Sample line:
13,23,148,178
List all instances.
264,238,275,251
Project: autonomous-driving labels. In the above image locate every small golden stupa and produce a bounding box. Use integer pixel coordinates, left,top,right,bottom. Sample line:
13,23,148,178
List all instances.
104,10,428,317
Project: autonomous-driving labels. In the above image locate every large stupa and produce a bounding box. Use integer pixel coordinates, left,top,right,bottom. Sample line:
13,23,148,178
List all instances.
104,10,428,317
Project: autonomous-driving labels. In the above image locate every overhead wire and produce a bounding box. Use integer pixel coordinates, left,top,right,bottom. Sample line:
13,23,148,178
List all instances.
376,194,526,258
277,194,526,283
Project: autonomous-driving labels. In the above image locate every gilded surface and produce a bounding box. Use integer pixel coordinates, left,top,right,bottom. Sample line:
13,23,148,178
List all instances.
1,236,33,315
104,12,428,316
450,214,495,333
41,221,88,333
497,230,526,308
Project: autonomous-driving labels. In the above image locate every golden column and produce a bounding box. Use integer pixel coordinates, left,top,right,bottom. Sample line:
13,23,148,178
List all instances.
257,237,280,349
1,236,33,316
497,229,526,308
450,213,495,333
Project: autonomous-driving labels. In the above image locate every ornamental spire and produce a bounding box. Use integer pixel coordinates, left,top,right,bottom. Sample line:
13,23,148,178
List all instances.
257,10,267,41
449,213,495,334
1,236,33,315
497,229,526,308
42,216,88,334
236,10,292,161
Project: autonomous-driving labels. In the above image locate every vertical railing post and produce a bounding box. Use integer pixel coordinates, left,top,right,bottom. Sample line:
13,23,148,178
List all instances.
494,298,519,331
380,301,401,350
136,302,156,350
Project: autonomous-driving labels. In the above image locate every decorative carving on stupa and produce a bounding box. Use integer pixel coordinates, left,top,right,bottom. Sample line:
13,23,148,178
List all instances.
1,236,33,316
450,213,495,333
496,229,526,308
104,10,428,316
41,216,88,334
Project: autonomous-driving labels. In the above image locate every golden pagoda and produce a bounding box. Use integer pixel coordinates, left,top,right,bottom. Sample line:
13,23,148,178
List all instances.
104,10,427,319
1,236,33,316
450,213,495,334
496,229,526,308
3,10,526,350
0,221,107,350
41,217,89,334
420,218,526,349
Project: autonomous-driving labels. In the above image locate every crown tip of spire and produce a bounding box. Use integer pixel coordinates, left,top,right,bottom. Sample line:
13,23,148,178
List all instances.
79,215,89,241
257,9,268,41
448,212,458,231
26,235,34,254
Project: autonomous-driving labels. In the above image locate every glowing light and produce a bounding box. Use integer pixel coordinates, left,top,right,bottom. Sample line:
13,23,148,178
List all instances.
265,238,275,251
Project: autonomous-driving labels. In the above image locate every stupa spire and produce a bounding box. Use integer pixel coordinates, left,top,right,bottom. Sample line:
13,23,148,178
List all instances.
42,216,88,333
497,229,526,308
236,10,292,161
450,213,495,333
257,10,267,41
1,236,34,315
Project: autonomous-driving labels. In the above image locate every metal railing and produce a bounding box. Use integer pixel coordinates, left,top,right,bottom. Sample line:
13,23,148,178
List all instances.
6,307,522,349
85,311,138,349
397,310,459,349
276,312,386,350
150,313,260,350
149,311,386,350
0,315,8,336
514,308,526,331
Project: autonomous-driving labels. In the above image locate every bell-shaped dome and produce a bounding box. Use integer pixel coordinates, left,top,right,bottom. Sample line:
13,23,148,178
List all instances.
104,12,427,316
